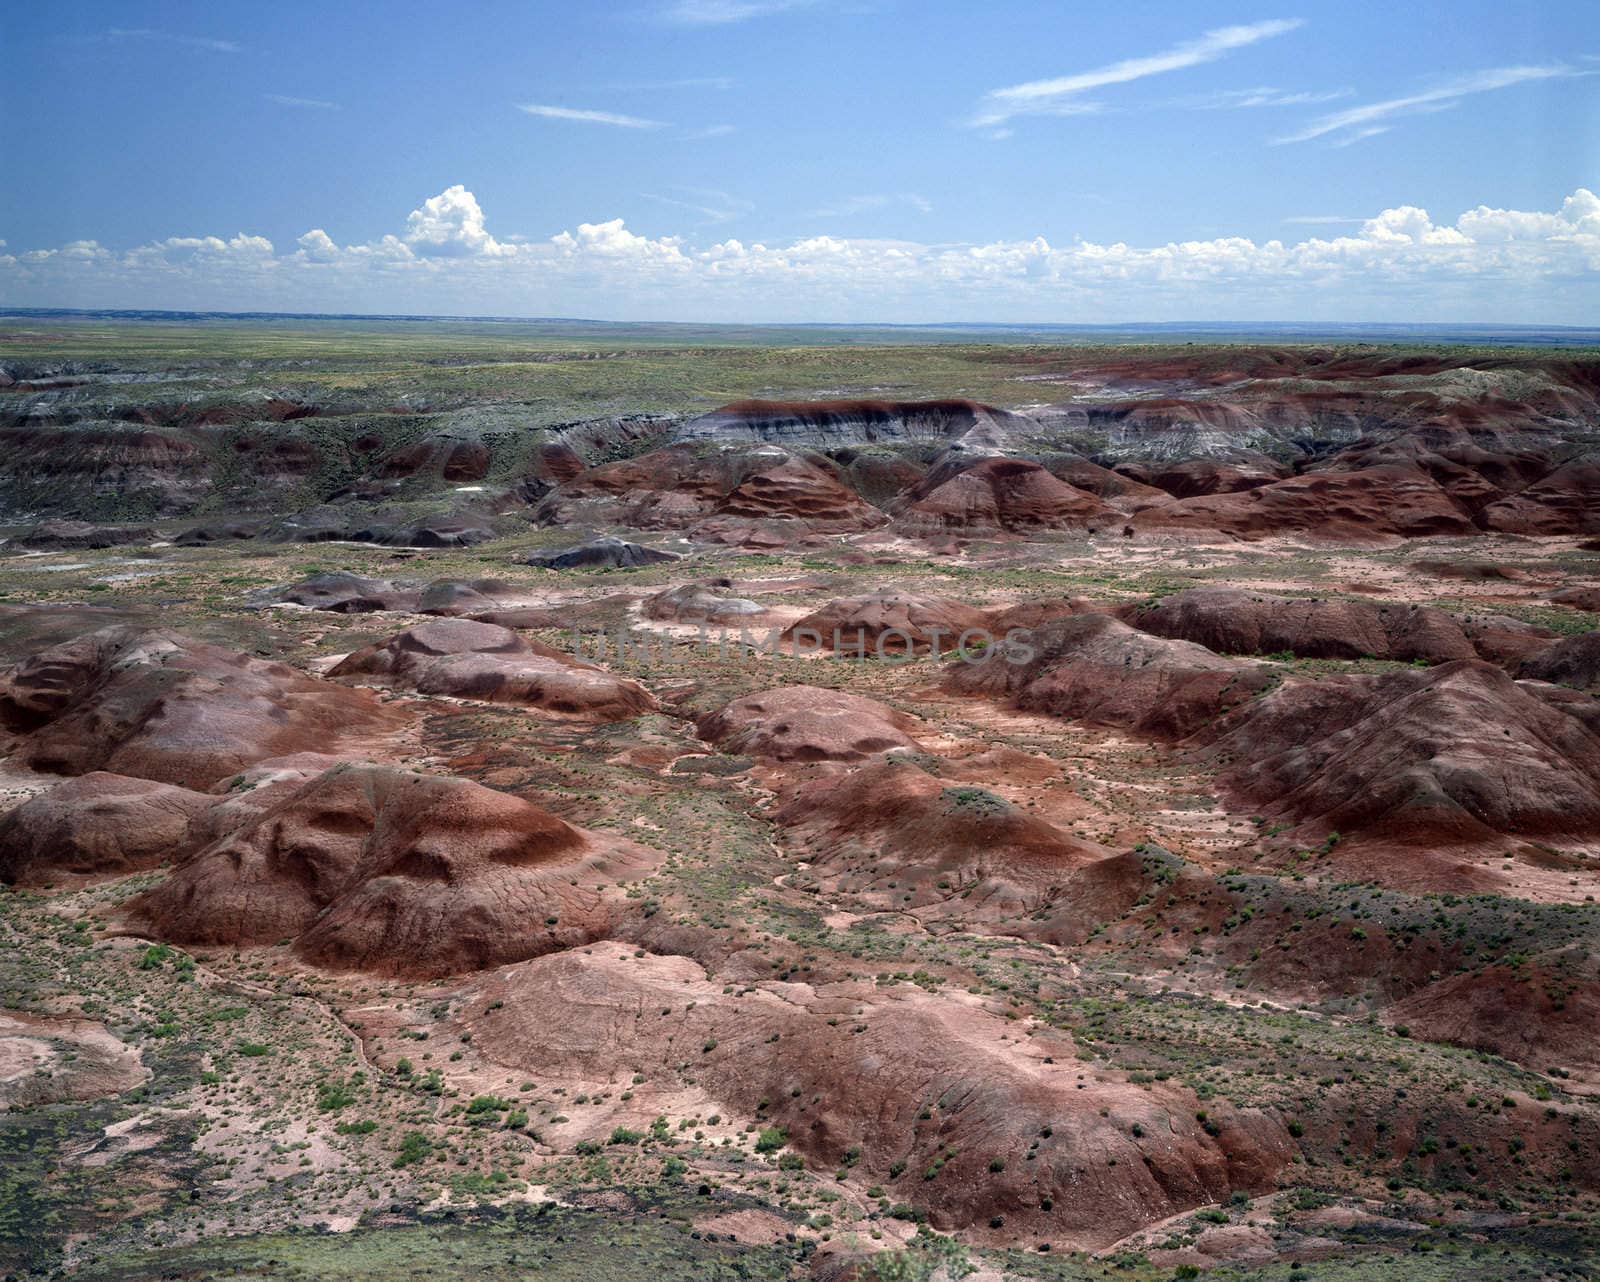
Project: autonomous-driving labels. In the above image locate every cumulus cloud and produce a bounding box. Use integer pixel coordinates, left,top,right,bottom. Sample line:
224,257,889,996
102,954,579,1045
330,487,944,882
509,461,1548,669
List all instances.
3,183,1598,322
401,185,508,258
971,20,1304,127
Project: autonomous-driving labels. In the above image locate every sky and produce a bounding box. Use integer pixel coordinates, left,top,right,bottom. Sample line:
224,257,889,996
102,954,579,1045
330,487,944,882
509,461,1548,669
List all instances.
1,0,1597,322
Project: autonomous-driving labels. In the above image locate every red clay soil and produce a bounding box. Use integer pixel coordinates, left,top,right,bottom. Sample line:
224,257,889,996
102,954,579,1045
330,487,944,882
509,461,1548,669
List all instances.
330,618,657,720
1041,453,1170,503
1386,962,1600,1077
1519,629,1600,690
984,596,1094,634
1551,585,1600,612
1124,586,1554,665
376,434,491,482
1483,455,1600,535
773,759,1141,942
0,772,212,885
1116,454,1289,499
785,587,992,655
536,444,885,534
891,456,1119,535
1126,463,1477,544
696,685,924,762
946,613,1278,740
126,764,663,979
0,626,407,790
462,945,1295,1248
1204,659,1600,858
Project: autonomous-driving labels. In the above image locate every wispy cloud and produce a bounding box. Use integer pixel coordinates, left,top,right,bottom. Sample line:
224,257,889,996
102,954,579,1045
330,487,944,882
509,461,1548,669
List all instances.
1179,86,1350,110
684,123,738,139
1331,125,1392,148
658,0,815,24
641,187,753,223
1276,64,1585,144
517,104,666,128
810,193,933,217
266,94,339,110
969,19,1304,128
105,27,241,53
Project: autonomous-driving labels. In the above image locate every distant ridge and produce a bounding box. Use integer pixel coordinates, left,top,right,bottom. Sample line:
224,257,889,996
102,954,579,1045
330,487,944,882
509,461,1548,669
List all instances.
2,308,1598,348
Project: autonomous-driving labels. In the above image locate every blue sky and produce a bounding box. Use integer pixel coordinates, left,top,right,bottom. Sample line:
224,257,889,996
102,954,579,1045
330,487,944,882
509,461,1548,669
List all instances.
1,0,1596,321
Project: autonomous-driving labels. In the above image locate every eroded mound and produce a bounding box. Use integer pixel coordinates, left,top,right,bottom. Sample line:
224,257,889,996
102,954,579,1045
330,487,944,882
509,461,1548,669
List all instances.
526,536,681,570
948,613,1278,739
1127,586,1551,664
774,760,1131,939
697,685,923,761
330,618,657,719
1386,962,1600,1077
1519,629,1600,690
786,586,990,654
250,571,418,613
1206,659,1600,860
464,946,1294,1247
1128,463,1476,544
892,456,1118,534
127,764,662,978
0,626,406,790
642,583,765,625
536,445,885,538
0,772,211,885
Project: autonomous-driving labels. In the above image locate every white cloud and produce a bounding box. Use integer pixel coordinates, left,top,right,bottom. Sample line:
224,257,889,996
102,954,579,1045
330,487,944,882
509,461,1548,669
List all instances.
297,229,342,262
4,184,1598,323
1276,64,1587,144
402,186,508,258
684,123,738,139
971,20,1304,127
1180,86,1351,110
658,0,815,24
517,104,665,128
266,94,339,109
105,27,241,53
641,187,754,224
